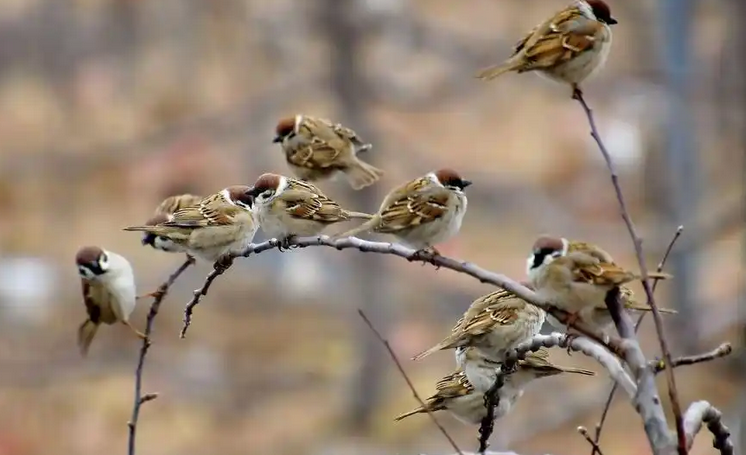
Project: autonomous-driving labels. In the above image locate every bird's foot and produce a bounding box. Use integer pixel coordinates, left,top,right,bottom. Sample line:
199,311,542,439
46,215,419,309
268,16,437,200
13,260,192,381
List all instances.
410,247,440,264
214,255,234,273
277,236,297,252
136,289,164,300
563,332,581,356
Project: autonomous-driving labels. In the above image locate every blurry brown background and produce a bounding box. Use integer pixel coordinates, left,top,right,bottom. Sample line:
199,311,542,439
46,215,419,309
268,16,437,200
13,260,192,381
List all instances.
0,0,743,454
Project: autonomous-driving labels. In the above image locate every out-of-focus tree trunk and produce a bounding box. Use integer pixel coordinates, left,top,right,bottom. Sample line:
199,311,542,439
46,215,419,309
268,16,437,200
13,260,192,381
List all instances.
658,0,699,353
318,0,390,431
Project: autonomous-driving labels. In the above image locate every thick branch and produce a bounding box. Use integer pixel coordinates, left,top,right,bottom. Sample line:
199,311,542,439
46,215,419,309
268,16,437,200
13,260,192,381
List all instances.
358,310,464,455
179,236,627,356
593,226,683,454
683,401,733,454
479,368,506,454
574,91,678,454
505,333,636,399
128,256,194,455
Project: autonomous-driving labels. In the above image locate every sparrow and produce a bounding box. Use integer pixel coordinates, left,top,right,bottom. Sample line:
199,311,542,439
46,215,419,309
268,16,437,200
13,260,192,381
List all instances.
76,246,145,356
526,235,672,329
475,0,617,98
395,348,594,424
245,173,373,247
273,115,384,190
411,287,545,363
124,186,257,263
335,169,471,255
140,194,203,253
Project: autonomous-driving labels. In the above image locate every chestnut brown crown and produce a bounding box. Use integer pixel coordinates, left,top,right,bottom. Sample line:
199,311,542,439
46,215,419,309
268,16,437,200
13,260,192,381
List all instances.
528,235,566,271
223,185,254,209
246,173,282,200
434,168,472,191
273,117,297,143
586,0,617,25
76,246,104,266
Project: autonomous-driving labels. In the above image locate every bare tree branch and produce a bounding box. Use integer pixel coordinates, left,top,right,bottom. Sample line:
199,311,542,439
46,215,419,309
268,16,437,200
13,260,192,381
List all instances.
357,310,464,455
683,401,734,454
180,257,233,338
505,333,636,399
593,226,684,453
574,91,679,454
651,343,733,373
179,236,627,355
128,256,194,455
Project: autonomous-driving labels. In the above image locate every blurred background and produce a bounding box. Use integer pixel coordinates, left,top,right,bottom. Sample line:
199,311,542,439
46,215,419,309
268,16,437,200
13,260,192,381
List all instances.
0,0,742,454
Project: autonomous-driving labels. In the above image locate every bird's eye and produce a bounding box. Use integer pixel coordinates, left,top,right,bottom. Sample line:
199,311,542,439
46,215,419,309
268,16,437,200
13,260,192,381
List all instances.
261,190,274,199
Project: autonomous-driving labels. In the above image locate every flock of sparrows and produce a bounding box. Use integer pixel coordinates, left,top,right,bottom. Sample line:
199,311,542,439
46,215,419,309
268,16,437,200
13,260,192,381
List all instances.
73,0,669,431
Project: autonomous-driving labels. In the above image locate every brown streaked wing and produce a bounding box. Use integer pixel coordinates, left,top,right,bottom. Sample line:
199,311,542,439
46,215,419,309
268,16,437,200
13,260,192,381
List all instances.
377,185,449,233
574,262,636,286
164,194,238,227
283,180,348,223
81,279,101,323
434,370,473,398
286,141,343,170
459,290,522,335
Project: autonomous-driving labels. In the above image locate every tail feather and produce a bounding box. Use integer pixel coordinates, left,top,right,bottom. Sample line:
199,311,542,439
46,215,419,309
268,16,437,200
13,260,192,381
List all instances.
123,225,157,233
394,406,427,422
475,59,522,81
77,319,99,357
559,366,595,376
344,211,374,220
335,217,379,239
411,340,453,361
344,160,384,190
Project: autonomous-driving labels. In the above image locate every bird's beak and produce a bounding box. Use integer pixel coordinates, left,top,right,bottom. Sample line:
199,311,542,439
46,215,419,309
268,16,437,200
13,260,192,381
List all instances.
141,233,156,247
245,187,260,199
607,17,618,25
272,135,282,143
461,180,473,189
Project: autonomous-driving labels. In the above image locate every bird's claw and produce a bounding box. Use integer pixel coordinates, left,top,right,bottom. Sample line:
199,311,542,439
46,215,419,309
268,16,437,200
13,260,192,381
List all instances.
214,255,234,272
276,236,297,252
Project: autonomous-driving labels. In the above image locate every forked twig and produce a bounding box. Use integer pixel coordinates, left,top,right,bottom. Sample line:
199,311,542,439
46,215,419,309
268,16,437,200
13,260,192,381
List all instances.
651,343,732,374
574,91,684,454
578,426,605,455
591,227,683,453
128,256,194,455
358,309,464,455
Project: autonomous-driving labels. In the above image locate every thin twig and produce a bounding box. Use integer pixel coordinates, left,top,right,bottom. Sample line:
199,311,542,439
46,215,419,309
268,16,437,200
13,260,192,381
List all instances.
592,226,683,453
478,369,506,454
651,343,733,374
180,257,234,338
357,309,464,455
578,426,605,455
683,401,733,454
128,256,194,455
575,91,682,454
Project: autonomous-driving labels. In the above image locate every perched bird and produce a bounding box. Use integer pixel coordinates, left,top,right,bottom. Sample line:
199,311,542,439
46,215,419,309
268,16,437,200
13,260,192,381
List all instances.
335,169,471,255
395,348,594,424
246,173,373,246
411,288,545,363
124,186,257,263
76,246,144,356
140,193,203,253
475,0,617,97
273,115,383,190
526,235,672,329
